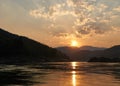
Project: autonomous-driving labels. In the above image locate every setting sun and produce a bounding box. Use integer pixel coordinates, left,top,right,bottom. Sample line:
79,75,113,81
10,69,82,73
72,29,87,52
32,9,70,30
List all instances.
71,40,79,47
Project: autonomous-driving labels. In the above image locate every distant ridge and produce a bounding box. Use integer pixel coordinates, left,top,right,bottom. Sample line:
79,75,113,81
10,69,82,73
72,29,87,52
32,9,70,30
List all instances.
57,46,106,51
0,28,69,64
56,46,106,60
56,45,120,62
88,45,120,62
79,46,106,51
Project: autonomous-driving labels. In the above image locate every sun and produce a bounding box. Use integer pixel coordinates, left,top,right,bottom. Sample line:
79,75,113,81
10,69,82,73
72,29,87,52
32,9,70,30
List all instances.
71,40,79,47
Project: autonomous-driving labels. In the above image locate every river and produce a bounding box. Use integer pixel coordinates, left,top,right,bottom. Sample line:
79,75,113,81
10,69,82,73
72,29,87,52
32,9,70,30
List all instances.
0,62,120,86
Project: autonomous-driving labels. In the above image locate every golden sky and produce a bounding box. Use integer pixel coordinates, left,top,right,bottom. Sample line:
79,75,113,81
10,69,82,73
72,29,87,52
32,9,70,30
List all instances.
0,0,120,47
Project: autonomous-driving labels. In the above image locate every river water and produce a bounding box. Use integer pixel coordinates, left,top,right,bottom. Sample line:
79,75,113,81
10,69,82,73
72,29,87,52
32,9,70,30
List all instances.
0,62,120,86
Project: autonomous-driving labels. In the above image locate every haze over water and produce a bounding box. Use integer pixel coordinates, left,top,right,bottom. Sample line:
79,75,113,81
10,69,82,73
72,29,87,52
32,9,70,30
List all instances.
0,62,120,86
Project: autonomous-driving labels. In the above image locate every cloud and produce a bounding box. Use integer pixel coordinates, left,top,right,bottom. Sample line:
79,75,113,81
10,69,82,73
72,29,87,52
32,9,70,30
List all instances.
72,0,114,35
30,1,77,20
113,6,120,12
29,0,120,38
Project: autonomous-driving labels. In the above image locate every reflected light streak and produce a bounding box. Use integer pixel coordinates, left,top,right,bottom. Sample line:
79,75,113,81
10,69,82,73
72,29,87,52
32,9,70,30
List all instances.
72,71,76,86
72,62,77,69
71,62,77,86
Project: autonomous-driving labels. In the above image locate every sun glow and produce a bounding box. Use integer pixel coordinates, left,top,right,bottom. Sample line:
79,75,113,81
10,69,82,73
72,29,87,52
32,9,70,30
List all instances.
71,40,79,47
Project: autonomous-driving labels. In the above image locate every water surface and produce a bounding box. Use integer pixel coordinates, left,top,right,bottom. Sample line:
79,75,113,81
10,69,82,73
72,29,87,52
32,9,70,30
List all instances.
0,62,120,86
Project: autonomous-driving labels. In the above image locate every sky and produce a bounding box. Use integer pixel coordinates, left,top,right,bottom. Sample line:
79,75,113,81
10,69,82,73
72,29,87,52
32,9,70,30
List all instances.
0,0,120,48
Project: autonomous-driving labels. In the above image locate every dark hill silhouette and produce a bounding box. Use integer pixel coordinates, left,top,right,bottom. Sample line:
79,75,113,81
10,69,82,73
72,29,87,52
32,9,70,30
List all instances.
101,45,120,58
0,28,69,64
89,45,120,62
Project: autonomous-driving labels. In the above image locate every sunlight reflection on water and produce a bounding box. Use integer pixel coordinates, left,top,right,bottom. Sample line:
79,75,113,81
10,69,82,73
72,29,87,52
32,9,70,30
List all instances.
71,62,77,86
72,62,77,70
72,71,76,86
0,62,120,86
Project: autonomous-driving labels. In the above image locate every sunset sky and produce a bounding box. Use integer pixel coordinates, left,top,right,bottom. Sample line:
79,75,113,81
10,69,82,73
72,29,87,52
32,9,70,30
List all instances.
0,0,120,47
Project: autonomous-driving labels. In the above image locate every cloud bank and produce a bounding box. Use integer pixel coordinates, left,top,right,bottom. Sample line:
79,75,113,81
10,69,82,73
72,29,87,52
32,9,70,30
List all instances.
29,0,120,38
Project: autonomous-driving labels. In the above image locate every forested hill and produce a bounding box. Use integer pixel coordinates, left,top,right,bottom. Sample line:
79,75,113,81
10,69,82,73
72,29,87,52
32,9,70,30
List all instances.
0,28,69,64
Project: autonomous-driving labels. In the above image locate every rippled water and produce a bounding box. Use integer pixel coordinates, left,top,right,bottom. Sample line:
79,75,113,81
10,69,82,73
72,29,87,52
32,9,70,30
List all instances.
0,62,120,86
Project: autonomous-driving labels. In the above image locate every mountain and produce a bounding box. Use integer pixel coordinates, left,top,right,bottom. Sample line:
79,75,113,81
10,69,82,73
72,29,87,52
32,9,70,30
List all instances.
56,45,120,62
56,46,106,61
88,45,120,62
103,45,120,58
79,46,106,51
57,46,106,53
0,28,69,64
89,45,120,62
